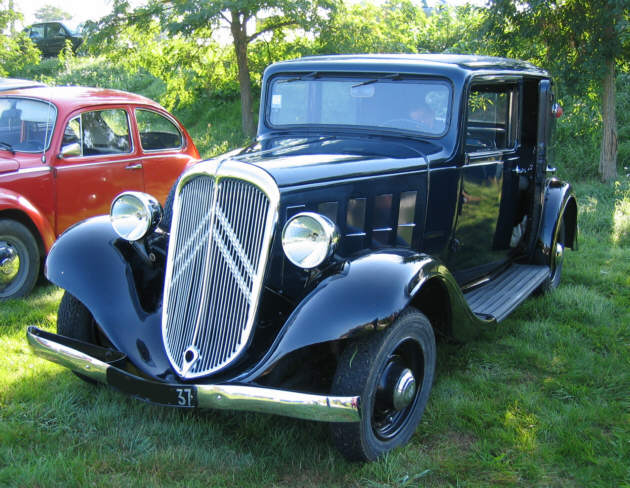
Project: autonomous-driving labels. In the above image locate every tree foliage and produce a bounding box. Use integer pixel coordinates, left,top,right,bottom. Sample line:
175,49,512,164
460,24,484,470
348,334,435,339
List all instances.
483,0,630,181
0,3,40,76
34,5,72,22
92,0,338,138
11,0,625,180
316,1,487,55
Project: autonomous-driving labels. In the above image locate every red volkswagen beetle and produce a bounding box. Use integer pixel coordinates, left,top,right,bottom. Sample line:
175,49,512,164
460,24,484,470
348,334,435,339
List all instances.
0,85,200,299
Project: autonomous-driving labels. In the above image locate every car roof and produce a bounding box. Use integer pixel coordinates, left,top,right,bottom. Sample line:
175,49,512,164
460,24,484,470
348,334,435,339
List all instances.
0,85,164,112
0,78,47,91
29,21,71,27
268,54,548,77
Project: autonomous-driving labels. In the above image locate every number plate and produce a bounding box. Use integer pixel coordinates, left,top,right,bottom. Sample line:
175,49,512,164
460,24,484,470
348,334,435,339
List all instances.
108,368,198,407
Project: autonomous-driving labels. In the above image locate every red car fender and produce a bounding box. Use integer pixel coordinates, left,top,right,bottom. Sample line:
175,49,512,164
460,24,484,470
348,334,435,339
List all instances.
0,189,56,253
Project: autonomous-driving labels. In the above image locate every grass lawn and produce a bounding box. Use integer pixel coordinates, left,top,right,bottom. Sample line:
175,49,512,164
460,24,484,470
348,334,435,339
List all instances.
0,180,628,487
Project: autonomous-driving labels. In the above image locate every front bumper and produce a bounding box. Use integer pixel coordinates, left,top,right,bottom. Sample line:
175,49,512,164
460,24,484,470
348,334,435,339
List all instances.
26,326,360,423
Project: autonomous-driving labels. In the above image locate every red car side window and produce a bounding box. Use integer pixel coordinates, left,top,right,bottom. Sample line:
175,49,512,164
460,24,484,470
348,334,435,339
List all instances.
64,109,133,157
135,109,183,151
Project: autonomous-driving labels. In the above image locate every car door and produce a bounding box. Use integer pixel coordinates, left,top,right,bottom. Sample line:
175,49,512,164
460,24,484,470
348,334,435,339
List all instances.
44,23,69,56
53,107,145,234
133,108,192,204
27,24,46,52
448,81,521,284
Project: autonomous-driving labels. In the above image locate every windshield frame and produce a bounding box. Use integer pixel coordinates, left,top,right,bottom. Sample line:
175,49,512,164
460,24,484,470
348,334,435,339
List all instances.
265,73,454,139
0,96,58,154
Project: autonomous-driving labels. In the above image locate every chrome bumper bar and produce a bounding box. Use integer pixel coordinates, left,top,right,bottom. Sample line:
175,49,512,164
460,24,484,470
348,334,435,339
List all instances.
26,326,360,423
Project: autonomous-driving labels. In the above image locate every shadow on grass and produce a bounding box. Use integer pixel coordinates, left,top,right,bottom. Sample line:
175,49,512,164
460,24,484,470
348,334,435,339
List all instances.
0,283,61,334
2,362,349,486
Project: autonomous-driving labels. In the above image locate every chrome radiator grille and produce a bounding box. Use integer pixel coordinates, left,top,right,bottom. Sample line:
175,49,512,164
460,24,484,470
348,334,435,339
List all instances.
162,161,279,379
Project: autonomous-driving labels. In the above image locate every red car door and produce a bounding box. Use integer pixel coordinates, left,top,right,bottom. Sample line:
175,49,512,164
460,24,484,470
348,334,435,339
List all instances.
133,107,195,204
53,107,144,234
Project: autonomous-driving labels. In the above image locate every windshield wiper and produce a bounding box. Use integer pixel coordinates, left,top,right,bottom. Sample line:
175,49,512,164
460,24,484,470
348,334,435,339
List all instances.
352,73,401,88
280,72,320,83
0,142,15,154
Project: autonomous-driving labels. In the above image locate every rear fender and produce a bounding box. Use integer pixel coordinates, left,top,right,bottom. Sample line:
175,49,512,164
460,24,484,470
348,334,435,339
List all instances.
45,216,173,379
535,179,578,264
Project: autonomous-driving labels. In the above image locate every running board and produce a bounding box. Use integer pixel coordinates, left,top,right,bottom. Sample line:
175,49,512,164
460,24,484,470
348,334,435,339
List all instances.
463,264,550,322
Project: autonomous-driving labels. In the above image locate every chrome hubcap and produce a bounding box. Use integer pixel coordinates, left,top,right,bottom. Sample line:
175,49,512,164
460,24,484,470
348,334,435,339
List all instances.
392,368,416,410
0,242,19,285
555,242,564,264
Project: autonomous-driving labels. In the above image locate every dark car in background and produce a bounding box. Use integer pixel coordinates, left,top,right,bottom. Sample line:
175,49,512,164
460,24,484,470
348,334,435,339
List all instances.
28,55,577,461
24,22,83,56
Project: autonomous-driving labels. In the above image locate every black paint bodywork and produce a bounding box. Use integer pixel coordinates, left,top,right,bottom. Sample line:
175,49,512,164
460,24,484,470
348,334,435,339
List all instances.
45,54,577,388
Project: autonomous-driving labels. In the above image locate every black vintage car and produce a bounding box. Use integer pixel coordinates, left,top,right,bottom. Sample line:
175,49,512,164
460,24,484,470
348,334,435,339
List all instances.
28,54,577,461
24,22,83,57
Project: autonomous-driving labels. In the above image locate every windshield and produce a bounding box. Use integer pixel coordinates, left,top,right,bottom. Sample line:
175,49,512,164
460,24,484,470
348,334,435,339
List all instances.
0,97,57,152
268,76,451,137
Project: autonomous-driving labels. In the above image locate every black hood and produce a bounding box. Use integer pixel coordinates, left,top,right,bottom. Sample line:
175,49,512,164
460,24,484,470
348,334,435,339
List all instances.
233,136,442,188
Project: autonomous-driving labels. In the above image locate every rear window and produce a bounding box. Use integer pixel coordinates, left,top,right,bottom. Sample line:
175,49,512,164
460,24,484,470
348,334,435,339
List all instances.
135,109,183,151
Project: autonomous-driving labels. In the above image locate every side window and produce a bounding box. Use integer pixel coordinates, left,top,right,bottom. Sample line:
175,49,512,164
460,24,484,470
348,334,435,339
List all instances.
29,25,45,39
135,109,183,151
46,23,65,38
60,116,82,157
79,109,132,156
465,85,519,152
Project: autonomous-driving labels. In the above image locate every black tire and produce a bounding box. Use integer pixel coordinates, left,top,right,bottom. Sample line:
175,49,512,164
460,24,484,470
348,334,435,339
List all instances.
0,219,40,300
330,307,436,462
57,292,105,384
539,218,566,293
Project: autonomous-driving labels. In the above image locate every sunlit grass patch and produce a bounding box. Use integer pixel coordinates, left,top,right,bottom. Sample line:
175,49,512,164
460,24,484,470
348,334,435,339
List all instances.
612,180,630,246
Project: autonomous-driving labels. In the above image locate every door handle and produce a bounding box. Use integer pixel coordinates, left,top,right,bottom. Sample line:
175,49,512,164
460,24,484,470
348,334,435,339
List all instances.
512,166,528,175
126,163,143,170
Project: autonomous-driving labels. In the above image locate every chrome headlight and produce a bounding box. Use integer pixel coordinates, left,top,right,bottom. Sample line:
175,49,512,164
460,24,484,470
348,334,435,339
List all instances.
110,191,162,241
282,212,339,269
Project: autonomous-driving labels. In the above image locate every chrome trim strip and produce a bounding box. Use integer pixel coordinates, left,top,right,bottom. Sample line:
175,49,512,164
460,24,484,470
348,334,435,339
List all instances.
27,326,108,383
196,384,360,422
1,166,53,176
27,326,360,423
54,156,145,169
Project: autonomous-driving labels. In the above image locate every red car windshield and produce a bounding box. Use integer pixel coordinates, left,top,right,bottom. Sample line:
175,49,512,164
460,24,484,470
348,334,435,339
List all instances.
0,97,57,153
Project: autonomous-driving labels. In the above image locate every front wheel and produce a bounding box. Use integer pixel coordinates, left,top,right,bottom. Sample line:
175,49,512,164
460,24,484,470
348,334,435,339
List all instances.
57,292,109,384
0,219,40,300
330,307,436,461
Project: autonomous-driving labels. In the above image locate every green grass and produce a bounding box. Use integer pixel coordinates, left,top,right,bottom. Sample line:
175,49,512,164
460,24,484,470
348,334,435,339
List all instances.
1,180,629,487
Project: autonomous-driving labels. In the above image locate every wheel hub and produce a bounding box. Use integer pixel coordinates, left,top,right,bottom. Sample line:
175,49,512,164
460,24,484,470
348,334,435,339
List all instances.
0,241,19,282
555,242,564,264
392,368,416,410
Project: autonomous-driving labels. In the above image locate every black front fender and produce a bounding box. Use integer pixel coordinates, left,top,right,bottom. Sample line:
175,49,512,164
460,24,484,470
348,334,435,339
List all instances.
45,216,174,380
237,250,485,382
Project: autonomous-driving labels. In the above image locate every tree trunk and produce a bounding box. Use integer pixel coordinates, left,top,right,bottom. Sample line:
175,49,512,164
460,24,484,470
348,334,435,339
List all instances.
599,57,617,182
230,11,257,139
